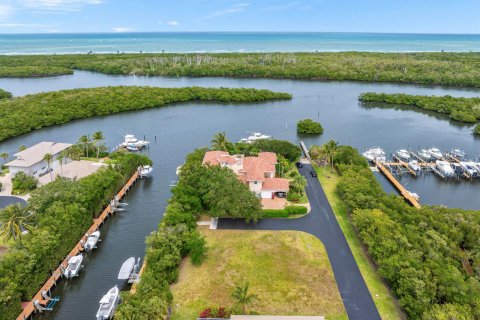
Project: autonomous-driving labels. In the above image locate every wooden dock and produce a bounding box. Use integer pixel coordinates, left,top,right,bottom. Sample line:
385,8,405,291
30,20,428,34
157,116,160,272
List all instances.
17,170,140,320
375,161,421,209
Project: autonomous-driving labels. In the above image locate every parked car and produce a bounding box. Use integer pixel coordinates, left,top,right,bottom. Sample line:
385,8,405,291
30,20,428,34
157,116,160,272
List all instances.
296,162,303,168
277,192,286,198
310,170,317,177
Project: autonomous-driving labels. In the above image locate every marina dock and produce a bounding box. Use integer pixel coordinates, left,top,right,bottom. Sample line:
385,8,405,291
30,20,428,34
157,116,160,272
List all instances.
17,170,140,320
375,161,421,209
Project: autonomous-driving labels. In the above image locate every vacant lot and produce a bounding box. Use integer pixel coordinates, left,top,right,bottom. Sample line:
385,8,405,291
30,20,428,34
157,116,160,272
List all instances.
170,229,347,320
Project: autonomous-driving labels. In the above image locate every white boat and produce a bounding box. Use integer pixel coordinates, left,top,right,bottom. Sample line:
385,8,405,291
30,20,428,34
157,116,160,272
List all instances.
395,149,411,162
460,162,479,177
118,257,141,284
121,134,149,149
96,286,120,320
407,191,420,201
362,147,386,163
408,160,421,172
64,254,83,278
139,165,153,178
417,149,432,161
84,231,100,251
428,148,443,160
239,132,272,144
436,160,455,177
450,149,467,160
126,145,139,152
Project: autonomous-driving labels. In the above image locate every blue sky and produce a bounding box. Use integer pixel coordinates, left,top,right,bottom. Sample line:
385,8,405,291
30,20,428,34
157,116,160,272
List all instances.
0,0,479,34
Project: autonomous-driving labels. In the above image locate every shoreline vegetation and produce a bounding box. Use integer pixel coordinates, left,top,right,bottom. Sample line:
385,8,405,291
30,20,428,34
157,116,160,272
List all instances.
310,143,480,319
0,88,11,99
1,52,480,87
359,92,480,125
0,86,291,142
0,152,151,320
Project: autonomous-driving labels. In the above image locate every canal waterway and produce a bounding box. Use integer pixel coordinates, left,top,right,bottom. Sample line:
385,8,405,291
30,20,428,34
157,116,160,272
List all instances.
0,71,479,319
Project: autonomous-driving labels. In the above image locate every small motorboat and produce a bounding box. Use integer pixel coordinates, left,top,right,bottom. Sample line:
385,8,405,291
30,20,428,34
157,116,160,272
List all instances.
96,286,120,320
239,132,272,144
126,145,139,152
417,149,432,161
395,149,411,162
408,160,421,172
118,257,141,284
84,231,100,251
436,160,455,178
139,165,153,178
428,148,443,160
407,191,420,201
451,148,467,160
64,254,83,278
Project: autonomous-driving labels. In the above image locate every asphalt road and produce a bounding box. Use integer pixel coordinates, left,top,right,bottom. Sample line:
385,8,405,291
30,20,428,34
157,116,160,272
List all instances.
218,163,381,320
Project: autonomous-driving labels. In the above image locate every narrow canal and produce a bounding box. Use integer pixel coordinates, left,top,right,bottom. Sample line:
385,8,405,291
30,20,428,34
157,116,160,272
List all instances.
0,71,479,319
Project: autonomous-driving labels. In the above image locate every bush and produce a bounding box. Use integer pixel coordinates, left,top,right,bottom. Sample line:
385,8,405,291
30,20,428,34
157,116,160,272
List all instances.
188,231,208,266
262,205,307,218
11,172,37,194
474,124,480,135
0,89,12,99
297,119,324,134
287,192,301,202
250,139,302,162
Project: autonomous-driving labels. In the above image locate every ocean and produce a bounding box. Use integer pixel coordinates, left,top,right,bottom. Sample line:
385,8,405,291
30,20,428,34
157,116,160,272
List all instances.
1,32,480,54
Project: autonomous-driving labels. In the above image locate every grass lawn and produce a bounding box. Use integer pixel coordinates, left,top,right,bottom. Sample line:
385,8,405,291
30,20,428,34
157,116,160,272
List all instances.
170,229,347,320
314,165,404,320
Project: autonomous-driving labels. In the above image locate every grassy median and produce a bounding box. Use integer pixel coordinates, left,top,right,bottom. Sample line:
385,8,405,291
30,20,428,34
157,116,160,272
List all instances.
314,165,404,320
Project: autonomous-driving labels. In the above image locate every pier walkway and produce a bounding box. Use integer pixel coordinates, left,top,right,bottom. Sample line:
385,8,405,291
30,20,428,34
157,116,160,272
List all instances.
17,170,140,320
375,161,421,209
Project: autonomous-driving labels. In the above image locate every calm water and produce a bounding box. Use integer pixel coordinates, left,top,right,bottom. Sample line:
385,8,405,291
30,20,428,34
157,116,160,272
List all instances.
1,32,480,54
0,72,479,319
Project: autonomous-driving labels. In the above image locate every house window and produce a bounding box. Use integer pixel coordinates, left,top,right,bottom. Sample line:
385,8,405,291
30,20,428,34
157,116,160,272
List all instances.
254,181,258,184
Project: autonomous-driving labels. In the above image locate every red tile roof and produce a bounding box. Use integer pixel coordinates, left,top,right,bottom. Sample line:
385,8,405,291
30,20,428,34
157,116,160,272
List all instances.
241,157,275,181
258,152,278,165
262,178,289,191
202,151,237,166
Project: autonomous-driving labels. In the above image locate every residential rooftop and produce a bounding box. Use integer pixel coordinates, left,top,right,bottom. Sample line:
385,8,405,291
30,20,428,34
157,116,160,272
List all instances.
6,142,72,168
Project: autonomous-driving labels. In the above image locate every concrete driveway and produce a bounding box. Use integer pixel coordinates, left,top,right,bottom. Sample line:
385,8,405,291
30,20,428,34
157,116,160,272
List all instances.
218,163,381,320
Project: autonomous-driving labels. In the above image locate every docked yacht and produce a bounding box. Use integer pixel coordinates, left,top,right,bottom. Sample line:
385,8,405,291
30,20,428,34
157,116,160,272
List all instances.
64,254,83,278
139,165,153,178
96,286,119,320
460,162,479,178
428,148,443,160
118,257,141,284
84,231,100,251
239,132,272,144
436,160,455,177
408,160,421,172
362,147,386,163
417,149,432,161
395,149,411,162
122,134,150,149
450,149,467,160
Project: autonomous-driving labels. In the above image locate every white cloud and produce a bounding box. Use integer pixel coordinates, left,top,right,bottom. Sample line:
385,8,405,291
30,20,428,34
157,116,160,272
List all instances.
167,20,179,26
198,2,249,21
0,23,53,29
112,26,134,33
0,4,15,20
19,0,103,12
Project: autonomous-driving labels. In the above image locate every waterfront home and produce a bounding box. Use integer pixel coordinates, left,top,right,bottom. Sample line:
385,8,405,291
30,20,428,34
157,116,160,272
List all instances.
5,142,72,177
202,151,289,199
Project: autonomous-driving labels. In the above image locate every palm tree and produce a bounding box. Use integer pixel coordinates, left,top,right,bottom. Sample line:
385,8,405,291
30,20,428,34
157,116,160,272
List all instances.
56,150,68,176
291,174,307,194
43,153,53,181
92,131,104,158
0,204,34,242
211,132,229,151
0,152,8,163
324,140,338,170
78,134,91,157
231,282,257,314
